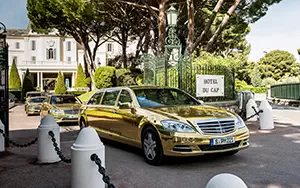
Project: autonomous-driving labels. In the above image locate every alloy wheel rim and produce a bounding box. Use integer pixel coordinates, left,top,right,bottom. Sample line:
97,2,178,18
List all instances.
143,132,157,160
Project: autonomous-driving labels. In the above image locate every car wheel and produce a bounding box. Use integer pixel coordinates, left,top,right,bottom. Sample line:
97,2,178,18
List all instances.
79,118,87,130
142,126,164,166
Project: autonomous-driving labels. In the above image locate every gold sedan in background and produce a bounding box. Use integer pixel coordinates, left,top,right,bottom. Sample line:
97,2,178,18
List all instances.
79,86,250,165
40,94,82,123
25,96,47,115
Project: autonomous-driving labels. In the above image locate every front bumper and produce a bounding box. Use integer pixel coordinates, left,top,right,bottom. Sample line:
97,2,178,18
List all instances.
159,127,250,157
51,114,79,123
27,107,41,115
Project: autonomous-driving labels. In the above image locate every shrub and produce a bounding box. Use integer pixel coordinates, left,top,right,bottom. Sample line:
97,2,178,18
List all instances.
115,68,136,86
235,79,266,93
135,74,144,86
21,69,35,100
75,64,90,88
9,60,21,89
54,72,67,94
94,66,116,89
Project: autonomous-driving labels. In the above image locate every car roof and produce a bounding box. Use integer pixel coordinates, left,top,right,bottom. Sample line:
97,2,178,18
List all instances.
29,96,47,99
96,85,176,91
49,94,76,97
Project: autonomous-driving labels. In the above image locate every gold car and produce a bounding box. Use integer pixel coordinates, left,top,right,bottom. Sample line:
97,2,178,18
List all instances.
25,96,47,115
79,86,250,165
40,94,82,123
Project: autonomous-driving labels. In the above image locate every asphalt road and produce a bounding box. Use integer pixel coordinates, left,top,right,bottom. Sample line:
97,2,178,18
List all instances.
4,104,300,188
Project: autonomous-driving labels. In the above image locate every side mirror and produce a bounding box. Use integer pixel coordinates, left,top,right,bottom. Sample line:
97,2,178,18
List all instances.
119,102,132,109
198,100,204,105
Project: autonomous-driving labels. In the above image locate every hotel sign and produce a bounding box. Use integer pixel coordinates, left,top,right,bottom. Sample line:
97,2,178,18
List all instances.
196,75,224,97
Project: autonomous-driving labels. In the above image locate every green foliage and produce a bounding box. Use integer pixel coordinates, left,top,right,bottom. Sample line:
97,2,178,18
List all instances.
9,60,21,89
67,90,87,96
115,68,136,86
278,76,300,84
75,64,89,88
297,48,300,55
235,79,266,93
94,66,116,89
258,50,298,81
250,64,262,87
261,78,278,87
21,69,35,100
135,74,144,86
54,72,67,94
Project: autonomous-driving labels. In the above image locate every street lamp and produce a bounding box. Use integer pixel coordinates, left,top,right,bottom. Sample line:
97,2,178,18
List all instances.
167,6,178,27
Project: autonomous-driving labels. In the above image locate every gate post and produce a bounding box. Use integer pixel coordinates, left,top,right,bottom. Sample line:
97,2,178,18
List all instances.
0,22,9,147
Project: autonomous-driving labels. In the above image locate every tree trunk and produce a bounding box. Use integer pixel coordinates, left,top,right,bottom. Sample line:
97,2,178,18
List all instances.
83,50,95,90
192,0,224,53
158,1,167,55
187,0,194,55
205,0,241,52
121,30,128,68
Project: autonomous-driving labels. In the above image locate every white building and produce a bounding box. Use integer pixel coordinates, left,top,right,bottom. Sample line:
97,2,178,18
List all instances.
7,27,137,91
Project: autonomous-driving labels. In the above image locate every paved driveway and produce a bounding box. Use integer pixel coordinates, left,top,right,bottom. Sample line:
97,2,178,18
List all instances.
1,104,300,188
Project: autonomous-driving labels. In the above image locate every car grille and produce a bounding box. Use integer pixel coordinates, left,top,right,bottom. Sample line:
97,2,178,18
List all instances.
196,119,236,134
34,106,40,110
199,141,241,151
64,109,80,115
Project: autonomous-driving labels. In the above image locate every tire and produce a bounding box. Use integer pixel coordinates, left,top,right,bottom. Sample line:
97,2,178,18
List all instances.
142,126,164,166
79,117,87,130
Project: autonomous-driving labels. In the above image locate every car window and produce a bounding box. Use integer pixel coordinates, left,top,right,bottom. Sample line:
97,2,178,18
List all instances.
134,88,200,107
118,90,132,105
50,96,79,104
30,97,47,103
101,90,120,106
88,91,104,105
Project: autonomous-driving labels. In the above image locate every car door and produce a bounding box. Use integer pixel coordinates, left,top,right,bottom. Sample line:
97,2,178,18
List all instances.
114,89,140,142
95,89,121,136
85,90,104,130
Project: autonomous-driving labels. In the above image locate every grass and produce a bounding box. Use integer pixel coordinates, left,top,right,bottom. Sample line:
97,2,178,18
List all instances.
78,89,97,103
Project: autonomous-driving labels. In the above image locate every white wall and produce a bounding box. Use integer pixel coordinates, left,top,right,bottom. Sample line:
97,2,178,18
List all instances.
64,38,77,62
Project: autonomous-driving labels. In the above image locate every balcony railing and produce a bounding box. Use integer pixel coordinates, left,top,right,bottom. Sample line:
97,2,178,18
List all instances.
11,61,78,69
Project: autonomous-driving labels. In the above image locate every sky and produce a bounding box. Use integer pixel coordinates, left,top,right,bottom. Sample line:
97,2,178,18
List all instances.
0,0,299,62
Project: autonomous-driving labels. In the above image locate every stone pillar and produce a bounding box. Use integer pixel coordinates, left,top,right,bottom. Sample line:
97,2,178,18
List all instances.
37,72,40,88
41,72,43,91
72,72,75,88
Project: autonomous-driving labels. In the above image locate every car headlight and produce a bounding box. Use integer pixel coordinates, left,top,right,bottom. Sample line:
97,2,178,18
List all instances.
50,108,64,114
161,120,195,132
236,115,245,129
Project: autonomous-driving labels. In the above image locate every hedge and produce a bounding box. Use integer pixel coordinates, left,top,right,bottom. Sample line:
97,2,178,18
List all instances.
94,66,116,89
9,60,21,89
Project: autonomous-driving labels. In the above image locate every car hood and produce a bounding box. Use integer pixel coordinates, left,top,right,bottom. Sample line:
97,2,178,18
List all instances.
52,104,81,109
144,105,236,120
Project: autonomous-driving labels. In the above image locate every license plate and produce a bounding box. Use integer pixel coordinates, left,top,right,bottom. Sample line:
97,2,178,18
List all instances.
210,137,235,146
67,115,77,118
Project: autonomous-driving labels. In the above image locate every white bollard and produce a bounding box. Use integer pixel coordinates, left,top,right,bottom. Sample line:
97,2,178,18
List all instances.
71,127,105,188
246,99,258,121
205,173,248,188
37,115,61,163
259,100,274,130
0,120,5,152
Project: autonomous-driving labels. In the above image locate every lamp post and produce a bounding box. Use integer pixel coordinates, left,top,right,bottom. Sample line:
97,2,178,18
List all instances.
165,6,181,87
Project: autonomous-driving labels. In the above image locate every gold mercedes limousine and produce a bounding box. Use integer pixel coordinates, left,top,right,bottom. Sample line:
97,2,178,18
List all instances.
79,86,249,165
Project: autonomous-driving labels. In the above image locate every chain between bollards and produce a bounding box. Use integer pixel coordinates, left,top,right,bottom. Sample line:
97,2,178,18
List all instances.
48,131,71,163
246,106,263,121
0,128,38,148
91,153,115,188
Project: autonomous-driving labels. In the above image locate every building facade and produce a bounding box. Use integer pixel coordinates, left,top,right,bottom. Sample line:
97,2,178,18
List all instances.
7,28,137,91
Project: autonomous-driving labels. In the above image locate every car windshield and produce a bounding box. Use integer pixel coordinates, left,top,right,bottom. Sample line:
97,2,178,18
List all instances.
50,96,79,104
30,97,46,103
26,93,41,98
133,88,200,108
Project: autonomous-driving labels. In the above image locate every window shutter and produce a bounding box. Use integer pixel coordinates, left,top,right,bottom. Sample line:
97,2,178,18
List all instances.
54,49,57,60
46,49,49,60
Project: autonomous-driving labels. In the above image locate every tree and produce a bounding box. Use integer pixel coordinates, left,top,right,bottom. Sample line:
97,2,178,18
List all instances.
94,66,116,89
75,64,89,88
27,0,113,88
258,50,299,81
21,69,35,99
54,72,67,94
9,59,21,89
